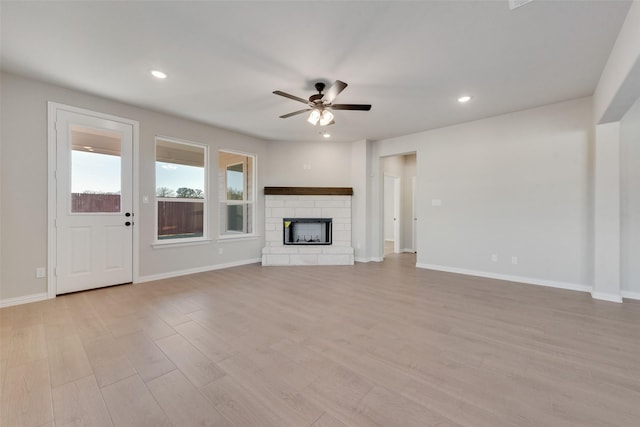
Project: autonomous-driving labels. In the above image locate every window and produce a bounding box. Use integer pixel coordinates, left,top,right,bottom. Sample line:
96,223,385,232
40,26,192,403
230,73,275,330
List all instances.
156,137,207,241
70,126,122,213
219,150,255,237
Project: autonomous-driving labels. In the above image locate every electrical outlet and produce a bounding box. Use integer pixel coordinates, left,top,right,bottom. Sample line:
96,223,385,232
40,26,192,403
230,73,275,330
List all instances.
511,256,518,265
218,248,223,255
491,254,498,263
36,267,46,278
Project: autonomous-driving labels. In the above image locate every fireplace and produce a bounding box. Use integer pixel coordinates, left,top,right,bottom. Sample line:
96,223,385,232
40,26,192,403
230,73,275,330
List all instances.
262,187,354,266
284,218,332,245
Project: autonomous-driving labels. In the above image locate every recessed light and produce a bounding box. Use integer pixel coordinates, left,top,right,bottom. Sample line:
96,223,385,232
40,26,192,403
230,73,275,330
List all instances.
150,70,167,79
322,133,331,138
458,95,472,103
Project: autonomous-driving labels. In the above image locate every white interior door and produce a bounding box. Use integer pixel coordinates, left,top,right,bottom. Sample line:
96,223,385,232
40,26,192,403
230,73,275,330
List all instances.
55,109,133,294
393,177,400,254
412,176,417,253
383,174,401,255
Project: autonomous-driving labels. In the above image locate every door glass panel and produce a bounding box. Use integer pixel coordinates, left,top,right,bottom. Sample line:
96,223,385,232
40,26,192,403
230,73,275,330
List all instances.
70,126,122,213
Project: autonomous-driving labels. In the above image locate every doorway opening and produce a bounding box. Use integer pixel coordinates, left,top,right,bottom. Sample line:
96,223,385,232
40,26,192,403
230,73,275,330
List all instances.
381,153,417,259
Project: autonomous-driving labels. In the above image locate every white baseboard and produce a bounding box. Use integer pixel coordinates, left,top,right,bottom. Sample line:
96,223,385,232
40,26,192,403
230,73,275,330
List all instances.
355,257,384,263
136,258,261,284
416,263,592,294
621,290,640,301
591,291,623,303
0,292,51,308
401,248,416,253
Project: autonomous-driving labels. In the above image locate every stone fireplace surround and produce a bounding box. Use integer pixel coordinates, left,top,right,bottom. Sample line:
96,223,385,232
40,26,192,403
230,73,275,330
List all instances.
262,187,354,266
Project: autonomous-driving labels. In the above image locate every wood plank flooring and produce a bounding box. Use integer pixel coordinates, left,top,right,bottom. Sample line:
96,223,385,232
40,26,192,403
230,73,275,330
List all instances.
2,253,640,426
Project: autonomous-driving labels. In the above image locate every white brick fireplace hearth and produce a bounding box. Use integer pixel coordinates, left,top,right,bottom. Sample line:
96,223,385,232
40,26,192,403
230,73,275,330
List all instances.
262,188,354,266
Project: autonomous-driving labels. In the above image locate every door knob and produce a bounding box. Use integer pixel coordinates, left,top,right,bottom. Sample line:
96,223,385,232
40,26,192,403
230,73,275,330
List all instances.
125,212,131,217
125,221,132,226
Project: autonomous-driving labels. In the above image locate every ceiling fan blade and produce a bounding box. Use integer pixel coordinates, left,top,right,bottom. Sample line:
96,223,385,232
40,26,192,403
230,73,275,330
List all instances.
322,80,348,103
273,90,309,104
330,104,372,111
279,109,311,118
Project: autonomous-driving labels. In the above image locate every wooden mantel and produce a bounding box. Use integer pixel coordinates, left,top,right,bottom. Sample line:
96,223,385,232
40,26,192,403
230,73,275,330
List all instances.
264,186,353,196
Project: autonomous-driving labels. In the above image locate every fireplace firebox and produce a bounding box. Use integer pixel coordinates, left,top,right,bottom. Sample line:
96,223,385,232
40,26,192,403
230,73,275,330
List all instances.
283,218,332,245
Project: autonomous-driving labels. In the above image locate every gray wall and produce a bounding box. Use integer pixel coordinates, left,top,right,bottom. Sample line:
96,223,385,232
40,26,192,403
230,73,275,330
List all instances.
1,72,268,300
263,140,352,187
621,97,640,294
1,71,636,303
376,98,594,288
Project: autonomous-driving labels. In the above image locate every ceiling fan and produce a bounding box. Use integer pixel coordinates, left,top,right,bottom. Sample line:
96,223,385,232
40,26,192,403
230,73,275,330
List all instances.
273,80,372,126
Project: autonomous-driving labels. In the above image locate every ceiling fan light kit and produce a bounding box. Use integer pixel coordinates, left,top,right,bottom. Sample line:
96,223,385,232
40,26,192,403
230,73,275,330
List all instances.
273,80,371,127
319,110,333,126
307,109,321,125
307,109,334,126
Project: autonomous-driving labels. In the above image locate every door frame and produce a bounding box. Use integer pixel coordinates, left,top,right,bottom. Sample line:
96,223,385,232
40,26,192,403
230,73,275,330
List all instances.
47,102,140,298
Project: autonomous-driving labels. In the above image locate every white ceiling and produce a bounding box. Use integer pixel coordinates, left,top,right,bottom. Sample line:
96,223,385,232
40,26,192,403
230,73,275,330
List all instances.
0,1,632,143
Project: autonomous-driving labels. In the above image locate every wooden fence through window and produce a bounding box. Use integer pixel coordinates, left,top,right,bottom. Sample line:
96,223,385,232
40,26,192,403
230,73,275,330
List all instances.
72,194,204,238
72,193,120,212
158,200,204,237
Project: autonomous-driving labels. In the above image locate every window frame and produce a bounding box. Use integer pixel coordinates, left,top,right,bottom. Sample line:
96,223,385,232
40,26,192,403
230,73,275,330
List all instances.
154,136,209,246
218,149,257,240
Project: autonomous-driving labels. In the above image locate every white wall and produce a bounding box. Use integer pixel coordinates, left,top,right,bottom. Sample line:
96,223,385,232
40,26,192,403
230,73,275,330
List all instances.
0,72,268,301
621,97,640,294
374,98,594,289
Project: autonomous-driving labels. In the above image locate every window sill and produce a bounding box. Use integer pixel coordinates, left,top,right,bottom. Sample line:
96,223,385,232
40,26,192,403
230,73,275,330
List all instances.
152,238,212,249
217,234,259,242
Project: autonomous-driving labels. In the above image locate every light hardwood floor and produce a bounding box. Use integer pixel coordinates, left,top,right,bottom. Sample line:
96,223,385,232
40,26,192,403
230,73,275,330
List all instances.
2,253,640,426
